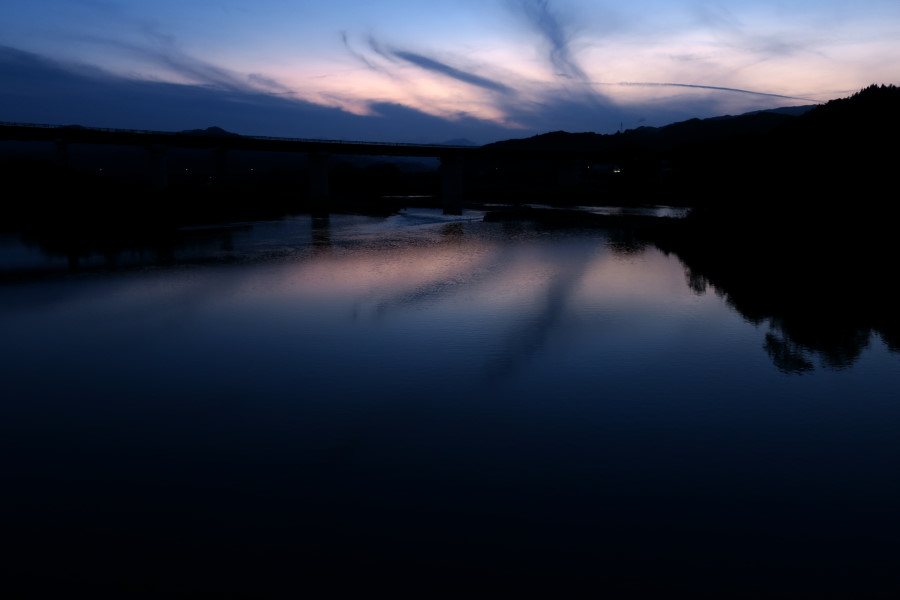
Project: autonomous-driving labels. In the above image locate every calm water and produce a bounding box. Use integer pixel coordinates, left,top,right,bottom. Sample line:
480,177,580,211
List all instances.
2,209,899,596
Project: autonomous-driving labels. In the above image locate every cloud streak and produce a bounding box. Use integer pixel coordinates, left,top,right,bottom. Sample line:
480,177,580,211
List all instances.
0,45,517,143
62,24,297,98
341,31,383,72
513,0,588,81
390,50,514,94
353,35,515,95
614,82,821,103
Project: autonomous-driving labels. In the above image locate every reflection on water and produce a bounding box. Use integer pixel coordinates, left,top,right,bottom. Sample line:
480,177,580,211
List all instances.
663,227,900,374
1,210,899,596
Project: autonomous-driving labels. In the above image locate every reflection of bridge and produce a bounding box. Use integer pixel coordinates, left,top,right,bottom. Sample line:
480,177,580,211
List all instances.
0,122,585,214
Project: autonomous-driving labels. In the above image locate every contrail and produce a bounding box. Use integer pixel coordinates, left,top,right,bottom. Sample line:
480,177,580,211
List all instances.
616,82,820,103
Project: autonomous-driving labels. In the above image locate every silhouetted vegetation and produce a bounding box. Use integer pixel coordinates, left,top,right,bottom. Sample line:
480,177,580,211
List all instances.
473,84,898,209
639,85,900,371
651,220,900,372
470,102,814,204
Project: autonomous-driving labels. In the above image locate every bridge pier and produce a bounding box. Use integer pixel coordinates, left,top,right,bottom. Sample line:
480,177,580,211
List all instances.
212,147,228,186
308,152,330,204
440,154,464,215
55,139,68,167
557,158,581,187
146,145,168,190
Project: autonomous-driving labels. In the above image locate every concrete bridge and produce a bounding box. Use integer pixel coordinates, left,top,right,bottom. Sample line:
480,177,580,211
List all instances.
0,122,591,214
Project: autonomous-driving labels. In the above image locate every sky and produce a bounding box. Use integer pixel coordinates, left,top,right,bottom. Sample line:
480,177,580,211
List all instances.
1,0,898,143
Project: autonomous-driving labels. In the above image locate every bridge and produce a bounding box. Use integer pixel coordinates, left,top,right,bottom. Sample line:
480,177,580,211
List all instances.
0,122,588,214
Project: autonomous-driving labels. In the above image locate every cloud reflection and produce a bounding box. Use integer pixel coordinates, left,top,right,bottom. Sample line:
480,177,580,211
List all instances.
482,242,598,382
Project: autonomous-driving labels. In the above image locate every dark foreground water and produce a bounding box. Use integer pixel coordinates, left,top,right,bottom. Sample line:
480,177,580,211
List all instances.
2,209,899,597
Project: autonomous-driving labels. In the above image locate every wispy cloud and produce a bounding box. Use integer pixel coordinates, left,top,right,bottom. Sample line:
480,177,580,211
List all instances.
694,4,743,33
0,44,516,142
247,73,295,95
366,37,395,64
59,21,295,97
512,0,588,81
390,50,514,94
346,34,515,95
340,31,382,72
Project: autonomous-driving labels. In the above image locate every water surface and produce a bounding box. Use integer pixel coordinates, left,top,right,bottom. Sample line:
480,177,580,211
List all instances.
2,209,898,596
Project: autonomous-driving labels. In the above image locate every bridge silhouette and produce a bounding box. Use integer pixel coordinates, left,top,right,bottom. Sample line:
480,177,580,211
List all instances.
0,122,588,214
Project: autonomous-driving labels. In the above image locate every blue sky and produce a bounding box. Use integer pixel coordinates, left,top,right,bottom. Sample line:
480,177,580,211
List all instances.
1,1,898,143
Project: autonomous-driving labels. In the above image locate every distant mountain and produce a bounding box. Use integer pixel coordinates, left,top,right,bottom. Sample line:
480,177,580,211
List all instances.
475,84,899,207
481,104,817,154
666,84,900,201
179,126,242,137
482,85,900,157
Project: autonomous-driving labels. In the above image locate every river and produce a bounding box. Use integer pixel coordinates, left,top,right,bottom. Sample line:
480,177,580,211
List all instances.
2,208,898,596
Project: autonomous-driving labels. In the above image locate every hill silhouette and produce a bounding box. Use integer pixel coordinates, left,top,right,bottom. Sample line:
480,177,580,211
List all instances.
482,84,899,162
638,85,900,371
179,126,242,137
473,100,823,204
479,84,899,206
482,103,815,155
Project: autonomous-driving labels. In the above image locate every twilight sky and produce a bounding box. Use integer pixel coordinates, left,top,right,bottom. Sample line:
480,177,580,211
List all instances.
1,1,898,143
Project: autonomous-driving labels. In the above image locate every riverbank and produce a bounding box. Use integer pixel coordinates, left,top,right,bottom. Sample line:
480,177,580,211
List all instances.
638,205,900,369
